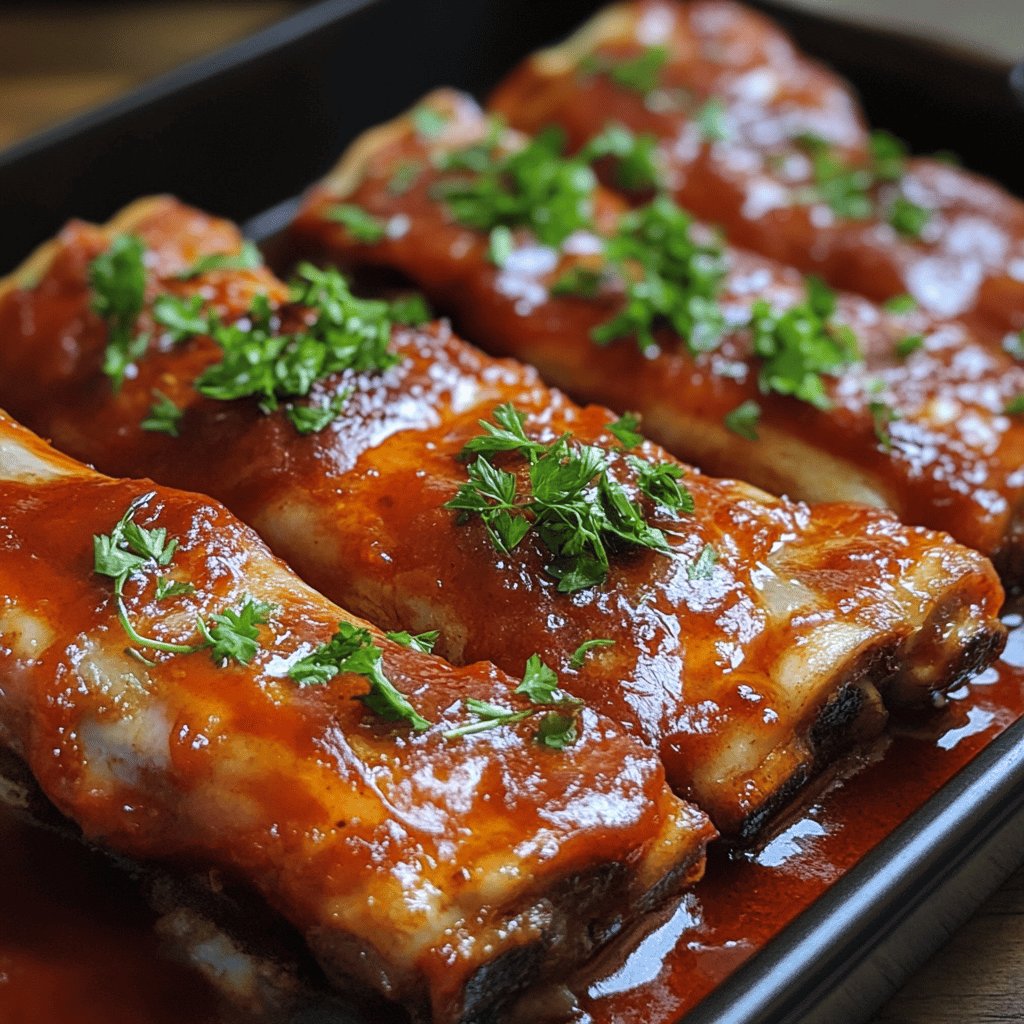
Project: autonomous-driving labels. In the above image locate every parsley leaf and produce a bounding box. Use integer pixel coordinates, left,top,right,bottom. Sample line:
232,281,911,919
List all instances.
155,578,195,601
887,196,930,239
606,46,668,95
388,293,433,326
487,224,515,267
580,123,663,191
607,412,643,449
93,493,204,657
290,621,429,730
687,542,718,580
695,96,729,142
629,456,695,513
385,629,440,654
327,204,388,243
198,598,276,667
141,390,184,437
153,294,208,344
883,294,918,314
895,334,924,358
387,160,424,195
444,653,584,747
550,265,606,299
724,400,761,440
285,390,352,435
869,399,898,450
175,241,262,281
569,638,615,669
1004,394,1024,416
88,234,149,391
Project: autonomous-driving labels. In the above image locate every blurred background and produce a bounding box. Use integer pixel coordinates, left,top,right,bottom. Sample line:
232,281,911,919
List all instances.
0,0,1022,152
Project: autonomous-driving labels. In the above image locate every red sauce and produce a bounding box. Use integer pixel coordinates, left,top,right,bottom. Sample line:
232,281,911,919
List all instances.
2,624,1021,1024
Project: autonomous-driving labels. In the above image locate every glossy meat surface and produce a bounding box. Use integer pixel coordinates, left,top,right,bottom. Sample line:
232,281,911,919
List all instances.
489,0,1024,342
0,198,1007,839
0,409,710,1024
288,90,1024,584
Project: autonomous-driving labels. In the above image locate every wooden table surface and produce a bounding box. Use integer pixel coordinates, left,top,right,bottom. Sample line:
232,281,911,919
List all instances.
0,4,1021,1023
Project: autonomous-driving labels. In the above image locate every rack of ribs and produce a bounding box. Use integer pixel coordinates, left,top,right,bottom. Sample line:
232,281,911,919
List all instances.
489,0,1024,342
0,196,1006,842
0,407,712,1023
285,89,1024,587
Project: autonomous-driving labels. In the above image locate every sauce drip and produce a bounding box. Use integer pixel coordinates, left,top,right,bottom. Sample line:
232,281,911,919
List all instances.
1,624,1022,1024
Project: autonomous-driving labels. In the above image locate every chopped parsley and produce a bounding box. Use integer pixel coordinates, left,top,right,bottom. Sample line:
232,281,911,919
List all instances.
887,195,931,239
569,638,615,669
1004,394,1024,416
388,293,433,327
883,294,918,314
444,653,584,748
93,494,275,665
580,123,663,191
384,629,440,654
285,390,352,435
748,278,860,410
445,404,683,593
290,620,429,730
189,265,399,424
694,96,729,142
434,126,596,248
724,400,761,440
487,224,515,267
141,390,184,437
793,129,932,231
895,333,924,359
592,195,727,355
387,160,424,195
628,455,695,513
197,599,277,667
153,294,207,343
88,234,149,391
550,265,606,299
607,412,643,449
175,241,263,281
869,399,898,450
583,45,668,96
687,542,718,580
327,204,388,243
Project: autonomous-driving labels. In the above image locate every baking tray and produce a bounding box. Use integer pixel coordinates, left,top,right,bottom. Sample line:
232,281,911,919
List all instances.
0,2,1023,1022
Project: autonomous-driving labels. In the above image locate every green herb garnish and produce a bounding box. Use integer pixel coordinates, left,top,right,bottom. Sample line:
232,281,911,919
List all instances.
197,598,277,667
384,629,440,654
444,653,584,748
141,390,184,437
88,234,149,391
724,400,761,440
895,334,924,358
175,241,263,281
687,542,718,580
412,105,449,140
153,294,208,343
327,204,389,243
388,293,433,327
602,46,669,95
285,390,352,435
387,160,424,195
628,455,695,513
887,196,930,239
1004,394,1024,416
695,96,729,142
883,294,918,314
592,195,727,355
580,122,663,191
748,278,860,410
607,412,643,449
445,404,682,593
569,638,615,669
434,127,596,248
550,265,606,299
869,399,898,450
290,620,429,730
